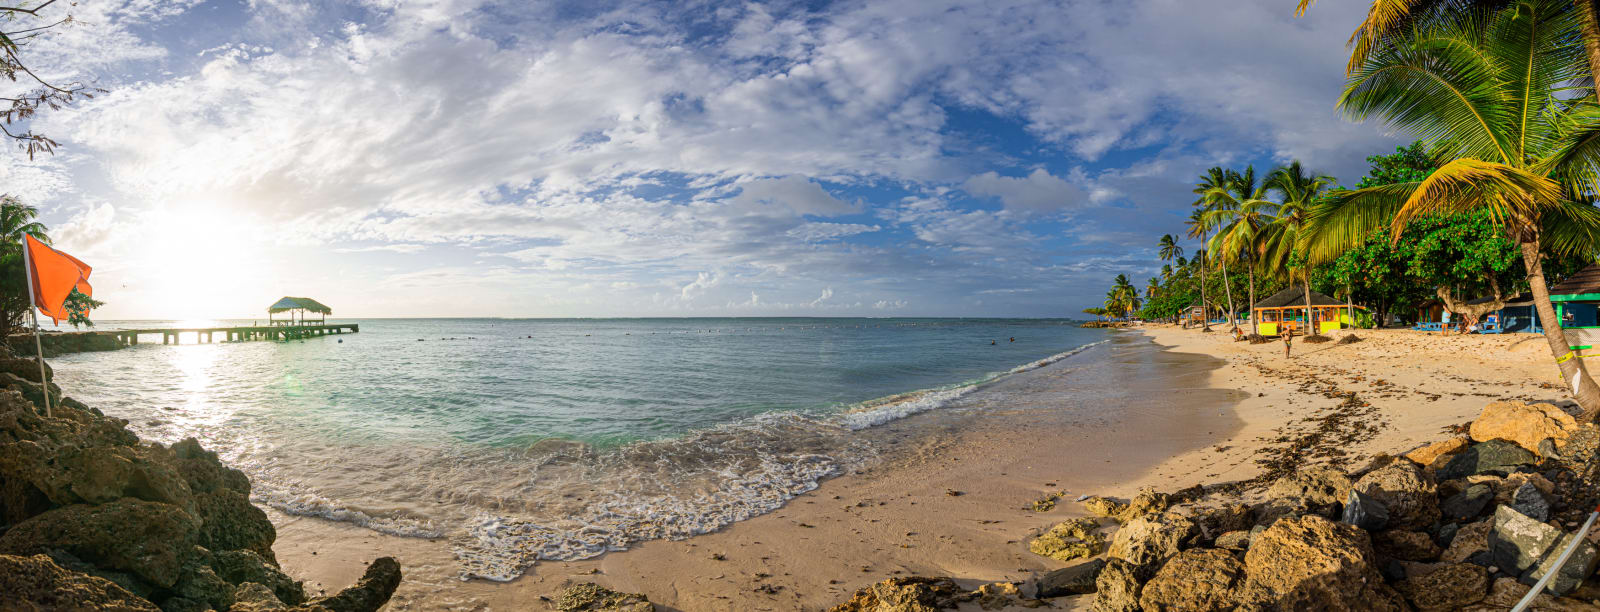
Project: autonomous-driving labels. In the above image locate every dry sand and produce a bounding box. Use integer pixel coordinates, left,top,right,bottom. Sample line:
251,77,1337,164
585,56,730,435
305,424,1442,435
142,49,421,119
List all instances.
268,325,1561,611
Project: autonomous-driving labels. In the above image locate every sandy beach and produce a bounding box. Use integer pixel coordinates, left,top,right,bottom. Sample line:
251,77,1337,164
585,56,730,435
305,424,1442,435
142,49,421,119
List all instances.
263,324,1562,610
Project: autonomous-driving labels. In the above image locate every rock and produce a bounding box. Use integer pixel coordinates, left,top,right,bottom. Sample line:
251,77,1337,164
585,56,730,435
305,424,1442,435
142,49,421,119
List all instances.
1237,515,1406,610
1340,490,1389,531
1511,482,1552,522
971,582,1029,611
828,576,966,612
1441,484,1495,522
1464,577,1600,611
1120,487,1170,521
1215,530,1251,550
1374,529,1442,562
1405,437,1470,467
1137,548,1245,611
0,553,158,611
212,549,306,607
1190,503,1252,542
1445,519,1493,563
1082,496,1127,520
0,498,200,589
1397,562,1488,611
1264,466,1352,506
1496,472,1556,505
304,557,403,612
1489,505,1599,596
1439,439,1539,480
1028,517,1104,562
1106,514,1193,579
193,489,276,562
1470,401,1578,454
1035,558,1104,597
1353,459,1440,530
1436,522,1460,548
229,582,286,611
1090,559,1141,612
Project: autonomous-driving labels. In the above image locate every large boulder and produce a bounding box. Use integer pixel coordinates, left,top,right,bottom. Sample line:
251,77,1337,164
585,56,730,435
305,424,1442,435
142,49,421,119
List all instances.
1036,558,1104,598
1438,440,1538,480
1510,482,1552,522
1137,548,1245,611
1396,562,1488,611
212,549,306,606
1353,460,1439,531
1489,505,1600,596
1090,559,1142,612
1470,401,1577,454
1440,483,1494,523
0,498,200,589
0,553,158,611
1106,513,1194,579
1237,515,1405,610
1264,466,1352,507
1373,530,1441,562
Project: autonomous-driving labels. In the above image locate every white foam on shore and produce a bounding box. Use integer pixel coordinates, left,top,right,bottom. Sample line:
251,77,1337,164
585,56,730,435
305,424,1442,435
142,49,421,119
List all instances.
217,338,1110,582
834,339,1107,430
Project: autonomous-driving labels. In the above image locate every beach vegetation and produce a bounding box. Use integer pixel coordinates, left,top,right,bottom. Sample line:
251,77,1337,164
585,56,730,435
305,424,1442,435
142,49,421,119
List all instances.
1307,0,1600,417
0,195,100,337
1,2,102,158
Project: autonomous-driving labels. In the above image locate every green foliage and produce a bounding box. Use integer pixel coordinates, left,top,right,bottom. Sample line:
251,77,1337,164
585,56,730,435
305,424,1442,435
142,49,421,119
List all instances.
1353,142,1433,189
64,289,103,329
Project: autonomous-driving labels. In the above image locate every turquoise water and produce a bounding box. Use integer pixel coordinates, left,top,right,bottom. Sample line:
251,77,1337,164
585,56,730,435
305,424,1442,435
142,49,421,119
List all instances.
51,317,1106,579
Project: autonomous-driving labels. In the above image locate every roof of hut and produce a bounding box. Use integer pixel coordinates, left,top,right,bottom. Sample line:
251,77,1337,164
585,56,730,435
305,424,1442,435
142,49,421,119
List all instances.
1465,293,1535,307
267,297,332,314
1251,287,1344,309
1549,263,1600,297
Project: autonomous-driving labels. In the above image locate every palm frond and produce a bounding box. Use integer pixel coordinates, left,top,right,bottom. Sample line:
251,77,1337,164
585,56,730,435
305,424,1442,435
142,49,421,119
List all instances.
1301,182,1419,264
1542,199,1600,256
1393,157,1561,235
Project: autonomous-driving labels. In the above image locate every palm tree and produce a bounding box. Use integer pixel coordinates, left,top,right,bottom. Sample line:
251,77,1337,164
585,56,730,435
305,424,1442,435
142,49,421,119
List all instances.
1106,275,1141,320
1189,168,1230,331
1146,276,1161,301
1,195,51,339
1204,166,1278,334
1264,161,1337,334
1308,0,1600,418
1160,264,1173,281
1158,234,1183,263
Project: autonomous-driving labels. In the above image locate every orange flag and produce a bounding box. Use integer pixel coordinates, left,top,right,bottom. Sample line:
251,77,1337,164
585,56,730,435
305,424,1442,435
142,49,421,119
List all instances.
23,234,92,324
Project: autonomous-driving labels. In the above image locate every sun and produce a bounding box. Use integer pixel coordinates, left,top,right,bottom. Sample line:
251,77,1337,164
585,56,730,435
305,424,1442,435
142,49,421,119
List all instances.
130,205,274,320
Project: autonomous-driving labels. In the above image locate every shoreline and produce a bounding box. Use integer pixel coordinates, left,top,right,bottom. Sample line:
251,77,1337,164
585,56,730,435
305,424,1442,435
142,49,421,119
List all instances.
272,324,1561,610
269,330,1248,610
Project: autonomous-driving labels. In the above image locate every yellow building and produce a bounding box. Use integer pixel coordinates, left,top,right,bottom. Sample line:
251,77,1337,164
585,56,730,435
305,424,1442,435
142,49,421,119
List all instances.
1251,288,1360,336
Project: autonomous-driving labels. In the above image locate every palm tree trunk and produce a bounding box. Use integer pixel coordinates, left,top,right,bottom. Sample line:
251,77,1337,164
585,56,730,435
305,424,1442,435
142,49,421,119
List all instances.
1246,263,1257,336
1577,0,1600,105
1199,237,1211,332
1520,240,1600,420
1221,263,1238,332
1303,267,1315,336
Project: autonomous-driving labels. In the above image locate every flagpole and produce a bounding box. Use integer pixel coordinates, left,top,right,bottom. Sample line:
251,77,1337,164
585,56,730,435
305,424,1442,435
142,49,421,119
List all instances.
20,239,51,418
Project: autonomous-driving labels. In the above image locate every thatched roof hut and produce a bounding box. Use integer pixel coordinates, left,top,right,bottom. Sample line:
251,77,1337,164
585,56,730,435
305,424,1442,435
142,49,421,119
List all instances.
268,297,332,326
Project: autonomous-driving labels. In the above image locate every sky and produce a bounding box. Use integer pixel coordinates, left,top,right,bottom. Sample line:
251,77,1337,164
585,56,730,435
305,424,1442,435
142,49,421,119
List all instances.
3,0,1403,320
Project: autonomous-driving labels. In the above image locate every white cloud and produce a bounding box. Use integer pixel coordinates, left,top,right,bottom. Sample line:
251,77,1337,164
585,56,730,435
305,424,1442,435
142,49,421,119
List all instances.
963,168,1087,213
809,287,833,307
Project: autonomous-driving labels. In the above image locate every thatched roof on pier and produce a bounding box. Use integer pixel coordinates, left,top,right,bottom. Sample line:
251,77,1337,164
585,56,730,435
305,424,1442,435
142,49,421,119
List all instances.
268,297,332,314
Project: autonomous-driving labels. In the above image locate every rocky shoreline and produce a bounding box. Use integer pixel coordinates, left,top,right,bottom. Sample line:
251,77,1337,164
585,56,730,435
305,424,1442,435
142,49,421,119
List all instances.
0,350,401,612
6,330,127,357
818,399,1600,611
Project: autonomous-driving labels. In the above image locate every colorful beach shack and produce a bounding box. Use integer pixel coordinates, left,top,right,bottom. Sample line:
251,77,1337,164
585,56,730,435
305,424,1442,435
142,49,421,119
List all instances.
1182,301,1206,328
1550,264,1600,349
268,297,332,326
1251,287,1358,336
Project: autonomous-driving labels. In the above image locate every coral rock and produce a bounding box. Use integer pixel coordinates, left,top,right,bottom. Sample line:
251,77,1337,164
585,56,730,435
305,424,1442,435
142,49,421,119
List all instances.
1106,514,1193,579
1405,437,1469,467
1264,466,1352,507
1470,401,1577,454
1028,517,1104,562
1397,562,1488,611
1090,559,1142,612
1353,460,1439,531
1237,515,1405,610
1137,548,1245,611
0,553,158,611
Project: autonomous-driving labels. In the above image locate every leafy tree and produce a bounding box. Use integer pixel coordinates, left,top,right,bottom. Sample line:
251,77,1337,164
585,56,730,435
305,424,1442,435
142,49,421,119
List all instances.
1309,0,1600,418
2,2,101,157
1264,160,1337,333
0,195,100,339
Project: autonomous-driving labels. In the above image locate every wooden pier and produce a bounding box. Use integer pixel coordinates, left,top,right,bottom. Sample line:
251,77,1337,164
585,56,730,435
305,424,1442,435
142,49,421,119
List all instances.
111,324,359,346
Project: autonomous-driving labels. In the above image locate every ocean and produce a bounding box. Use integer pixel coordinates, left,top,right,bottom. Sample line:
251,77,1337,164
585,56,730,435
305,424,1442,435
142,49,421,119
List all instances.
48,317,1108,580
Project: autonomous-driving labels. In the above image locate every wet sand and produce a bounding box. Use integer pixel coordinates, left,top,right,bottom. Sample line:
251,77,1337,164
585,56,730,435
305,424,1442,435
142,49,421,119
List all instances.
269,325,1557,610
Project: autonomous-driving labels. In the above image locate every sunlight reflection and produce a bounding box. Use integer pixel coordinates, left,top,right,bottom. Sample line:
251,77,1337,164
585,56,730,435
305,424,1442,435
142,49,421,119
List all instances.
172,344,230,429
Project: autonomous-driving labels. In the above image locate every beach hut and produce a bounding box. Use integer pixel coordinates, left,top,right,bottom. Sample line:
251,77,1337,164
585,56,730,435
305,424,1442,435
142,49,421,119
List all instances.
1251,287,1358,336
1182,301,1206,328
268,297,332,326
1550,264,1600,349
1466,293,1542,334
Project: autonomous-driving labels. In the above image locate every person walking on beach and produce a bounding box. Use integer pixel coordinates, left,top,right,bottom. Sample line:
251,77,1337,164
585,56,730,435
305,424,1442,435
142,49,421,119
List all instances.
1282,328,1294,359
